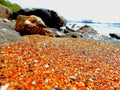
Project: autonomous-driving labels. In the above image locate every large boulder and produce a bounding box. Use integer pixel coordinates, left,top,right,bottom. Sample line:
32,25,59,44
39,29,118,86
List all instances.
77,25,99,38
10,8,66,29
15,15,65,37
0,4,11,19
15,15,48,35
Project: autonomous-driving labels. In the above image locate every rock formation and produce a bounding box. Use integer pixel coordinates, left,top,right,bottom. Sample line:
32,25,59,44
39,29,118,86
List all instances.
10,8,66,29
15,15,49,35
63,25,99,39
15,15,65,37
77,25,99,38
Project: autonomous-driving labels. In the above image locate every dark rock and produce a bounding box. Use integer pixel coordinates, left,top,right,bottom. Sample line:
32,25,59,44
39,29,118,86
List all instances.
63,32,83,38
109,33,120,39
66,26,75,32
10,8,66,30
46,28,65,37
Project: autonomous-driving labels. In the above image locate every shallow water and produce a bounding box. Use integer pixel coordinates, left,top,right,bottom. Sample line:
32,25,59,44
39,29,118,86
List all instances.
67,20,120,35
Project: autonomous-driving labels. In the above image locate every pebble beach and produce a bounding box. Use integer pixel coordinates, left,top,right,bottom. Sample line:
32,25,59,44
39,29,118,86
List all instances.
1,1,120,89
0,35,120,89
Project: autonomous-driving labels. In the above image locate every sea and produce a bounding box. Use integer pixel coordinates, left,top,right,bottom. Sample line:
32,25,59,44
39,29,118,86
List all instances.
66,19,120,36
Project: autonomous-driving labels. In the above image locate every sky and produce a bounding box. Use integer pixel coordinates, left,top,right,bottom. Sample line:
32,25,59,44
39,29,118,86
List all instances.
8,0,120,23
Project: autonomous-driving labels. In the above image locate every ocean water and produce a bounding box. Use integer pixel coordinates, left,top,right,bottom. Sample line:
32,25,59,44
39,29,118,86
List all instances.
67,20,120,35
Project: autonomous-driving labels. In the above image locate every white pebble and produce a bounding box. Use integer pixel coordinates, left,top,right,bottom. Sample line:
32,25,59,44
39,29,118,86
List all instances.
32,81,36,85
44,64,49,68
0,83,9,90
44,79,49,83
